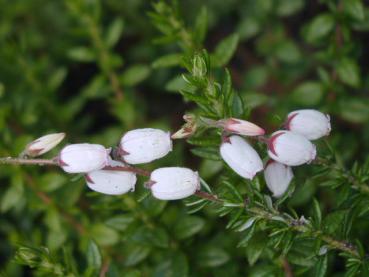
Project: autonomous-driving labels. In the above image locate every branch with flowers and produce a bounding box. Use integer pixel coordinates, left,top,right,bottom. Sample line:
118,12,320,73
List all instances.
5,1,369,276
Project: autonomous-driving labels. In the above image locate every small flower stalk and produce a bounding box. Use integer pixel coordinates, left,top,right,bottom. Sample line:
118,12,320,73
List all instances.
25,133,66,157
267,131,316,166
149,167,200,200
220,135,263,179
85,160,136,195
59,143,110,173
264,160,293,198
119,128,172,164
286,109,331,140
219,118,265,136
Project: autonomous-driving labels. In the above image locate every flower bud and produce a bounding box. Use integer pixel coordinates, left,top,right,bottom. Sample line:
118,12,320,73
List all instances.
25,133,65,157
220,135,263,179
286,109,331,140
59,143,109,173
149,167,200,200
264,160,293,198
220,118,265,136
119,128,172,164
267,131,316,166
85,160,136,195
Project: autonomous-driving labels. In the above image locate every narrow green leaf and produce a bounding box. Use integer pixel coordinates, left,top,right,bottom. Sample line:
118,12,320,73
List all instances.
343,0,365,21
211,34,239,67
337,58,361,88
152,53,182,68
120,64,151,86
191,147,221,160
86,240,102,271
174,216,205,239
105,18,124,48
313,255,328,277
304,14,335,44
292,81,323,106
67,47,96,62
193,7,208,45
312,198,322,228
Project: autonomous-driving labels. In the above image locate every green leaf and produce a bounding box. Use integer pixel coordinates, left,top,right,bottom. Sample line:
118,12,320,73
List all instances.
231,92,244,117
276,0,304,16
193,7,208,45
67,47,96,62
312,255,328,277
187,137,220,147
165,76,190,92
312,198,322,228
211,34,239,67
337,58,361,88
237,223,256,247
275,40,301,63
86,240,102,271
174,216,205,239
191,147,221,161
197,246,230,267
1,175,24,212
323,211,346,235
292,81,323,106
105,18,124,48
130,226,169,248
339,98,369,123
153,252,188,277
120,64,151,86
152,53,182,68
246,235,265,265
304,14,335,44
237,17,260,40
343,0,365,21
91,224,119,246
105,215,135,231
124,245,151,266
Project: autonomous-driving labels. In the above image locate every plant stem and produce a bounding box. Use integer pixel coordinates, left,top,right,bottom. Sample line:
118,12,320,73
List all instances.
103,165,151,176
0,157,58,166
0,157,152,176
86,17,123,101
194,192,360,258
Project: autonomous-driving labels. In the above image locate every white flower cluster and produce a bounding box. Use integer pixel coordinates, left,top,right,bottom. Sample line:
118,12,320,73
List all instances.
26,109,330,201
56,128,199,200
219,109,330,198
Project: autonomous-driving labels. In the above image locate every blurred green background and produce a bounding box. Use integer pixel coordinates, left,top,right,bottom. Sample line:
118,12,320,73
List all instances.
1,0,369,276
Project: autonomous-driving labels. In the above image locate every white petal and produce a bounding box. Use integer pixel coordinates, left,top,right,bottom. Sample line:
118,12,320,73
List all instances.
150,167,200,200
220,135,263,179
287,109,331,140
223,118,265,136
60,143,109,173
120,128,172,164
264,161,293,198
26,133,65,156
268,131,316,166
86,160,136,195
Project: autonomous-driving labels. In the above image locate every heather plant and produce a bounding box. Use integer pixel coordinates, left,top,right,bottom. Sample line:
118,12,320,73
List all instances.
1,0,369,276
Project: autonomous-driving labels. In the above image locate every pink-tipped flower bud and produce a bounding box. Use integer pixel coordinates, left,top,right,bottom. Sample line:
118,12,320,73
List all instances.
119,128,172,164
267,131,316,166
59,143,109,173
85,160,136,195
220,135,263,179
25,133,65,157
220,118,265,136
264,160,293,198
286,109,331,140
149,167,200,200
